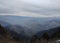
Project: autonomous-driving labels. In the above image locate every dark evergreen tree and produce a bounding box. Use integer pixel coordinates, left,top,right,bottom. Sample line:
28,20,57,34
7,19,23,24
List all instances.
51,27,60,39
42,32,49,40
0,24,7,35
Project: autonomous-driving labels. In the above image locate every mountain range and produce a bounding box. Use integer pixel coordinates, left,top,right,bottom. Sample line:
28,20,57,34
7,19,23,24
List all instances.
0,15,60,38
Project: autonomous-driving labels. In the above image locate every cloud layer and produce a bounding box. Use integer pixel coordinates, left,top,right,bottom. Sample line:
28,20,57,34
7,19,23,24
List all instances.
0,0,60,17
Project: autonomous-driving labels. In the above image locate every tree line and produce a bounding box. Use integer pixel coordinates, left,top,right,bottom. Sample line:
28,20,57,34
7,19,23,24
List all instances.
0,24,60,43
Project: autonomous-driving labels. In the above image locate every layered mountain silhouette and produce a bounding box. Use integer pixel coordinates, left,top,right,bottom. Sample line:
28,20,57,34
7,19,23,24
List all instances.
0,23,60,43
0,15,60,43
34,27,60,39
0,15,60,36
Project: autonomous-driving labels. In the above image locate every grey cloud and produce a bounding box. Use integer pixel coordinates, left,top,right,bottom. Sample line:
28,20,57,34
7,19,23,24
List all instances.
0,0,23,14
0,0,60,17
0,6,15,14
22,5,60,15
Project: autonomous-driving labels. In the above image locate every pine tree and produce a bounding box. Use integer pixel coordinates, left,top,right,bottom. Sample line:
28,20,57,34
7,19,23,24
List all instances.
42,32,49,40
0,24,7,35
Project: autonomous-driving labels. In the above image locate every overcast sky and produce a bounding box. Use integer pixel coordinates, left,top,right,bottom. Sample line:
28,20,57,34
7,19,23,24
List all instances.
0,0,60,17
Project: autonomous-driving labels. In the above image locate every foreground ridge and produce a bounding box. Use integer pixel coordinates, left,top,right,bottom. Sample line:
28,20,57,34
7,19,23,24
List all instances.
0,24,60,43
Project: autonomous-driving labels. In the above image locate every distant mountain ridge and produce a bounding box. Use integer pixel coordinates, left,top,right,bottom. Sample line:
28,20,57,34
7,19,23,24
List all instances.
33,26,60,39
0,15,60,38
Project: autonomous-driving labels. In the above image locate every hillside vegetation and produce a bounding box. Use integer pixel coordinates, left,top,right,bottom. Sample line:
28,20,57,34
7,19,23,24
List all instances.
0,24,60,43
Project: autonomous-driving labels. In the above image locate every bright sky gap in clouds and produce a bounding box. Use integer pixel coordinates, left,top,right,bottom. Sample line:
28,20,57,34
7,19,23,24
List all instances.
0,0,60,17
